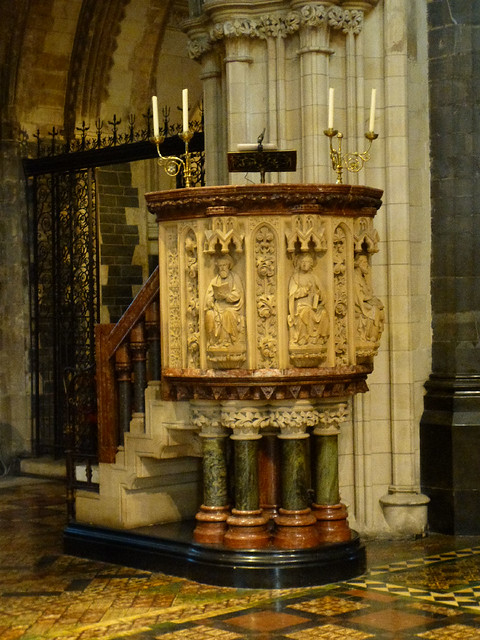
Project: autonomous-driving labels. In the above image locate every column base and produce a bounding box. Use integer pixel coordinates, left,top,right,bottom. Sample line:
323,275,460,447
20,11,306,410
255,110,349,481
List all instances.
273,508,320,549
312,503,351,543
193,505,230,544
380,491,430,537
223,509,270,549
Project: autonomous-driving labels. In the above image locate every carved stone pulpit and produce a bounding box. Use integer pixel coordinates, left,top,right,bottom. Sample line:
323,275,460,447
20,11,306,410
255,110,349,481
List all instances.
146,183,383,576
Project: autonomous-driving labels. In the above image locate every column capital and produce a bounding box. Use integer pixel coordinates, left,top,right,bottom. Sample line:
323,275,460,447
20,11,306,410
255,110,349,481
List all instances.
221,400,270,439
271,399,320,438
191,400,226,436
185,2,371,59
313,398,349,435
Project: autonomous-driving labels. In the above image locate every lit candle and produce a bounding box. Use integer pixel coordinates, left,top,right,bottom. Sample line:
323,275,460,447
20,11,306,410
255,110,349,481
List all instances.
182,88,189,132
328,87,334,130
151,95,159,138
369,88,376,133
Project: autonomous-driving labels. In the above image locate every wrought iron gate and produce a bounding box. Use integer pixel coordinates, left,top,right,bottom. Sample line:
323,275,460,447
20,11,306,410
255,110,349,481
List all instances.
29,169,99,457
24,109,204,460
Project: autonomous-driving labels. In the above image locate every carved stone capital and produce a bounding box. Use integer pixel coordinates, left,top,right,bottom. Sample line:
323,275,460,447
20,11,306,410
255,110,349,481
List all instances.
221,401,270,439
313,398,349,435
271,399,320,438
185,2,369,59
190,400,226,436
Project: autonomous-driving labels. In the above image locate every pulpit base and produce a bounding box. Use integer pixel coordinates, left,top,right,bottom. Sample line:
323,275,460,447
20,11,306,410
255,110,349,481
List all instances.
64,521,366,588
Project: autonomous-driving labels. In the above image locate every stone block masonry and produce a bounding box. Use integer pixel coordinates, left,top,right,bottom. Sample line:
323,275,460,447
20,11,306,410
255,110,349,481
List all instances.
98,164,143,323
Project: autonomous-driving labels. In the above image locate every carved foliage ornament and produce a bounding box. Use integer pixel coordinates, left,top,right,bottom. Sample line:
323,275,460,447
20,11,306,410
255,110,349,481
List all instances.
255,224,278,368
187,4,365,58
185,229,200,367
313,401,349,435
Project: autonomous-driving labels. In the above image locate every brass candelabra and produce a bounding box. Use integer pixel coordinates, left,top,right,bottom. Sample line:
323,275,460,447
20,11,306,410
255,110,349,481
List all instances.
324,129,378,184
151,130,193,188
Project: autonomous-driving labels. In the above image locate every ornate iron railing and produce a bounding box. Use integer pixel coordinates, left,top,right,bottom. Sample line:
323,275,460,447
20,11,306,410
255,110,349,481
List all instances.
21,106,204,159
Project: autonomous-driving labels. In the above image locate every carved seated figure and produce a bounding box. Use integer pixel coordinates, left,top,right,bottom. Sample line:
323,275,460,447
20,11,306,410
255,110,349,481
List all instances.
354,253,384,352
204,253,246,367
288,252,329,366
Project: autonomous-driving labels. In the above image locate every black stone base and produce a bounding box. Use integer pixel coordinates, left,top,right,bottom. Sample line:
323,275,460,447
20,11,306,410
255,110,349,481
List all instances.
421,375,480,535
64,520,366,589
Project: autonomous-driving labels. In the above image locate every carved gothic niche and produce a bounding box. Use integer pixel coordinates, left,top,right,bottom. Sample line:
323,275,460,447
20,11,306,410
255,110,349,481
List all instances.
204,213,244,254
203,216,247,369
285,213,330,368
354,216,380,255
352,217,384,362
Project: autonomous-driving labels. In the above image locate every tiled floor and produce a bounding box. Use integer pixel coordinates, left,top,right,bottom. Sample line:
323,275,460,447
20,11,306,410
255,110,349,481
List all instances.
3,478,480,639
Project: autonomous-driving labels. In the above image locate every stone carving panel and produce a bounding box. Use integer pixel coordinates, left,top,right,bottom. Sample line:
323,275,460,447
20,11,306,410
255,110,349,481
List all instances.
333,224,348,365
184,228,200,368
204,252,246,368
254,224,278,368
287,252,329,367
286,214,329,367
166,229,181,367
354,252,384,361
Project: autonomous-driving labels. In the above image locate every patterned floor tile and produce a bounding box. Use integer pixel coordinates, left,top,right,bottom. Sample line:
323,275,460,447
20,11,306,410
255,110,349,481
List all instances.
348,608,434,632
417,623,480,639
225,609,309,631
289,595,371,616
4,477,480,640
285,623,374,639
154,626,242,640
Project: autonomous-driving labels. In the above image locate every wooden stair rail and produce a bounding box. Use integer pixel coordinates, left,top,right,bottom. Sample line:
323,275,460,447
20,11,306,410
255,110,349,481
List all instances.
96,266,160,463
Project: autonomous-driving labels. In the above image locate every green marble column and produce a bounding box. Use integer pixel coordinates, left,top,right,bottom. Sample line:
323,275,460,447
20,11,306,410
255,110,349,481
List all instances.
281,438,310,511
272,401,319,549
314,434,339,506
192,401,230,544
203,436,229,507
222,401,270,549
234,438,259,511
311,400,351,543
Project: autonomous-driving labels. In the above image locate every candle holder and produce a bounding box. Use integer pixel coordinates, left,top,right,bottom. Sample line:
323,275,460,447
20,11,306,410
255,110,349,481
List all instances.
151,129,193,188
324,129,378,184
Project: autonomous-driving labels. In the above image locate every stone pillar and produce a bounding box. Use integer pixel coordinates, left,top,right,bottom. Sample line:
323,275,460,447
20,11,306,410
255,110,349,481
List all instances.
271,401,320,549
378,0,430,537
311,400,351,542
199,50,226,186
420,1,480,534
224,37,253,183
222,402,270,549
0,133,31,458
296,9,332,183
192,401,230,544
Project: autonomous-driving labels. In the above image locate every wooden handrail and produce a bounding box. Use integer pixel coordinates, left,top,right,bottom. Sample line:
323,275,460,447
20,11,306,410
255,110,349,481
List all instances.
97,266,159,463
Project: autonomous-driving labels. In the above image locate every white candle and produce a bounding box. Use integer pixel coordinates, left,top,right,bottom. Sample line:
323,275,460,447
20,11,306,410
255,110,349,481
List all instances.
328,87,334,129
151,95,159,138
182,88,189,132
369,88,376,132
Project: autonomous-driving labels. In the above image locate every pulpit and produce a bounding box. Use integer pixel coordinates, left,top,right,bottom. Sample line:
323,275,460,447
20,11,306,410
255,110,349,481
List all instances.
144,182,384,585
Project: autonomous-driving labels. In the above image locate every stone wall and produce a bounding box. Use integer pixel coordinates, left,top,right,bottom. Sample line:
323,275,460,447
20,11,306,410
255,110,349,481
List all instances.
98,164,144,324
0,139,31,465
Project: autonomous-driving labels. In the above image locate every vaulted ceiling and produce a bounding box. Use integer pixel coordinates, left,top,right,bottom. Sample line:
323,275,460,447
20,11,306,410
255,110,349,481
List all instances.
0,0,195,138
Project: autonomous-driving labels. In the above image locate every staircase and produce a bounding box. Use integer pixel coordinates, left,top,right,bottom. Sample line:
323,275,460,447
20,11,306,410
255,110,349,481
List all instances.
73,268,202,529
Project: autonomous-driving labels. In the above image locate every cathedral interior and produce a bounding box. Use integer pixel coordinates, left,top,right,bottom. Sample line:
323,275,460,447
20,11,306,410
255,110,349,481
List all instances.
1,0,480,638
